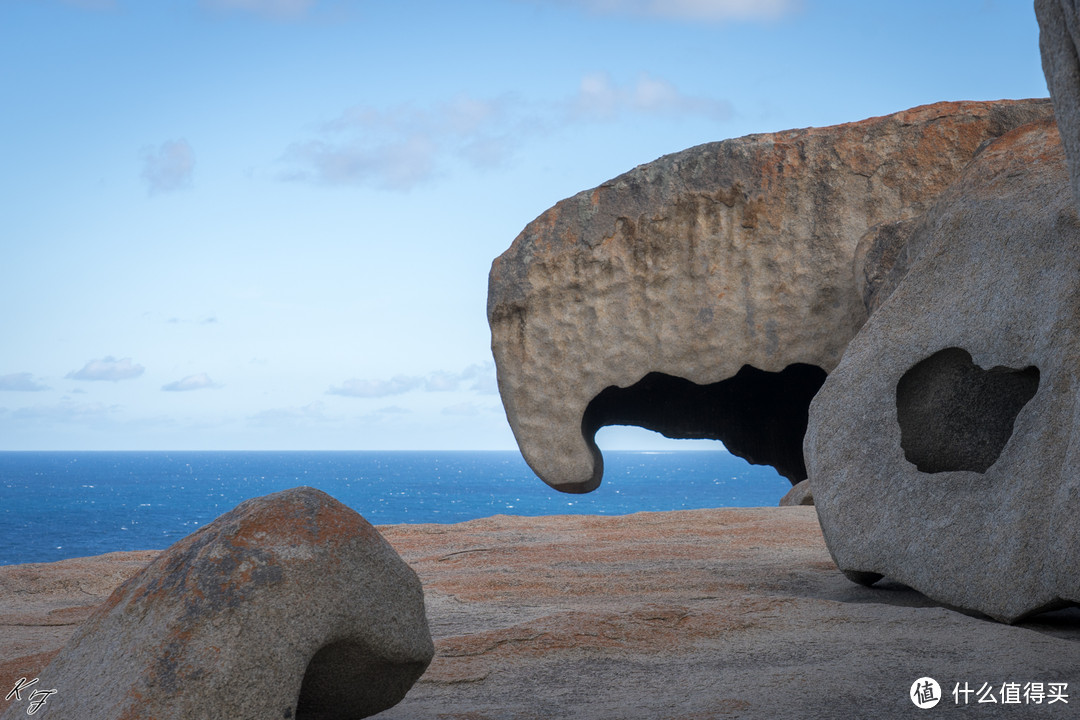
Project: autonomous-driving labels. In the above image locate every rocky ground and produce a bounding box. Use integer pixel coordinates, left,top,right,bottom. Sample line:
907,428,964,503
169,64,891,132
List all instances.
1,507,1077,718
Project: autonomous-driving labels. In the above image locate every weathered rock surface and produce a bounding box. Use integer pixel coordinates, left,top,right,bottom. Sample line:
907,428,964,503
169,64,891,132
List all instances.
778,478,813,506
806,118,1080,623
0,487,433,720
2,508,1077,718
1038,0,1080,208
488,99,1053,494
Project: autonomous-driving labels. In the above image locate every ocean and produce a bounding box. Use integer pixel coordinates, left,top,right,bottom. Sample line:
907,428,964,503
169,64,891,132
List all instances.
0,450,792,566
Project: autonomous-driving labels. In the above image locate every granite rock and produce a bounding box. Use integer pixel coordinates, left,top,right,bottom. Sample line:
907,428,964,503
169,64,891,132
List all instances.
1038,0,1080,209
0,487,433,720
805,118,1080,622
778,478,813,506
488,99,1052,494
853,216,923,315
3,509,1077,719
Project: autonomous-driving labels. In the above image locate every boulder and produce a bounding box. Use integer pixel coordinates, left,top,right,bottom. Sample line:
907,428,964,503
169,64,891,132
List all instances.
853,216,923,315
0,487,433,720
805,118,1080,622
488,99,1053,494
4,509,1078,719
1038,0,1080,208
778,478,813,506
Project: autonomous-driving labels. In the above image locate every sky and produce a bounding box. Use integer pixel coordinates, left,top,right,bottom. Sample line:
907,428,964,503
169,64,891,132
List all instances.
0,0,1052,452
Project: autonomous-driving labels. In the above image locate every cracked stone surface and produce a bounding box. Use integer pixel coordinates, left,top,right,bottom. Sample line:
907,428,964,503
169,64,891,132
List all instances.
1,509,1076,719
806,118,1080,623
488,99,1052,494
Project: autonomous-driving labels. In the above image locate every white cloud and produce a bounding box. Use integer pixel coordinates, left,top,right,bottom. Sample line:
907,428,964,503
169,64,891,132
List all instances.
200,0,316,19
12,400,120,423
281,135,439,191
161,373,221,392
0,373,50,392
282,76,730,190
66,356,145,382
572,72,732,122
424,371,461,392
536,0,800,22
281,94,521,190
328,363,498,399
327,375,424,398
140,139,195,196
460,362,499,395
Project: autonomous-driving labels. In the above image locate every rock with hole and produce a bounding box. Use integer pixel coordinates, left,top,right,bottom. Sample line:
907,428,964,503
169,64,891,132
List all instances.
487,99,1052,494
805,118,1080,622
0,487,434,720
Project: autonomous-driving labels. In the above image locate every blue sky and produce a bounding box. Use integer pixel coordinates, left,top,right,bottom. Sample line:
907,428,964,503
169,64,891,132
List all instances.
0,0,1050,451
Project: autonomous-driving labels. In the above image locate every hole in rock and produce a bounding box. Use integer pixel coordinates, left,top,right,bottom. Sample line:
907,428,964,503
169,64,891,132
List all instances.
895,347,1039,474
581,364,828,484
296,641,426,720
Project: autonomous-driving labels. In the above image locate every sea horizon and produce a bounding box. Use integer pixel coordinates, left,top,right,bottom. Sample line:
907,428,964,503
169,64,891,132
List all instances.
0,449,790,566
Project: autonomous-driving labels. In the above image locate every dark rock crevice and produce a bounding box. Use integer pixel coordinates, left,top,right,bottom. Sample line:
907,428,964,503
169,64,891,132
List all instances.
895,347,1040,474
582,364,828,485
297,641,429,720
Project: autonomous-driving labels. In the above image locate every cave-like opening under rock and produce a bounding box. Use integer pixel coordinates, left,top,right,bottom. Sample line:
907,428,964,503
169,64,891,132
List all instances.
895,347,1040,474
581,364,828,485
296,641,426,720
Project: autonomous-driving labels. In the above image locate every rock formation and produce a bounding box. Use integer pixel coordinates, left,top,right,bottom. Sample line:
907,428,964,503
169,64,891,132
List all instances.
488,99,1053,494
3,510,1077,719
0,487,433,720
1038,0,1080,208
805,118,1080,622
778,478,813,506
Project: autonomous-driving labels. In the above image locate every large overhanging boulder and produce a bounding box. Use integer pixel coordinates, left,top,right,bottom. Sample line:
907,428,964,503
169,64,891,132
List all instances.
805,118,1079,623
488,99,1052,493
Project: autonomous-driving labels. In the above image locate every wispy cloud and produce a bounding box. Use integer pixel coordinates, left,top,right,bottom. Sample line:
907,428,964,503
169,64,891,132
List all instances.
327,375,424,398
281,72,730,190
280,94,522,190
0,373,50,392
141,139,195,196
531,0,800,22
249,401,333,426
66,356,145,382
12,400,120,423
328,362,497,399
571,72,732,122
162,373,221,392
424,371,460,392
453,363,499,395
281,135,439,191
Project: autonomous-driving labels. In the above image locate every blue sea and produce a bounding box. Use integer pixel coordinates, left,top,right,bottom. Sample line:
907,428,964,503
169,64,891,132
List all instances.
0,451,791,566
